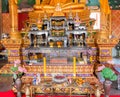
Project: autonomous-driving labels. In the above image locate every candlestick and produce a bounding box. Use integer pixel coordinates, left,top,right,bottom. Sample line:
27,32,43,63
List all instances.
43,57,46,78
73,57,76,79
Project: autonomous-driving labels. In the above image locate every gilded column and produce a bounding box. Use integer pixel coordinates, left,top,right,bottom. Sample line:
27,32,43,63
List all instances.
96,0,111,39
1,0,22,63
96,0,119,64
9,0,21,39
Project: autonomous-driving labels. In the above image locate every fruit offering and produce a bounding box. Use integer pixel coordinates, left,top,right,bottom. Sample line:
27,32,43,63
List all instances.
76,78,85,86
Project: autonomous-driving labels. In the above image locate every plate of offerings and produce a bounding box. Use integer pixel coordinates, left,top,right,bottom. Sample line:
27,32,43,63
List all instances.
52,73,67,83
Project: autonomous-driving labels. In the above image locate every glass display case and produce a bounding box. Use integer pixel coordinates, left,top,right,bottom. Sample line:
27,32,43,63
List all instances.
23,16,90,66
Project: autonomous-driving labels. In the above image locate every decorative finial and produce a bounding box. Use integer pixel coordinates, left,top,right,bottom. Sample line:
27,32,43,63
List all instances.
69,7,73,19
44,11,47,20
74,12,81,27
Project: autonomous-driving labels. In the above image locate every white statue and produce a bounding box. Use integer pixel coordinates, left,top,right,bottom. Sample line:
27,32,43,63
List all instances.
36,73,41,85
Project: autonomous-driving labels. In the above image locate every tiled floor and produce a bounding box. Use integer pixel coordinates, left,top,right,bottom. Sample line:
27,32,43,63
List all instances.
0,59,120,95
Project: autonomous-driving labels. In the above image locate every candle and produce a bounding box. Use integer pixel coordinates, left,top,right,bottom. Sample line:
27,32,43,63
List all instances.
43,57,46,78
90,56,92,63
73,57,76,78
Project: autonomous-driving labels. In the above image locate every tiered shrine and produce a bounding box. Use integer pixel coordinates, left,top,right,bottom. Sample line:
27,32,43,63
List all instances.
0,0,119,95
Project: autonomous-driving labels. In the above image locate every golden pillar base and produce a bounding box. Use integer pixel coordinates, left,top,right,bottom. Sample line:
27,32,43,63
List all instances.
97,38,119,63
10,32,22,39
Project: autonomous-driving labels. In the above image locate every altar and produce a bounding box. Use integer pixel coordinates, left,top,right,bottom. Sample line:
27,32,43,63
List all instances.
0,0,119,97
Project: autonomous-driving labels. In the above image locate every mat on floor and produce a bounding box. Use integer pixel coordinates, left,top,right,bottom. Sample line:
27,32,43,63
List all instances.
22,95,120,97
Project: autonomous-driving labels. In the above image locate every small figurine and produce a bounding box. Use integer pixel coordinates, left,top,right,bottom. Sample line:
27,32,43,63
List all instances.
68,78,72,84
79,35,83,47
37,35,43,47
36,73,41,85
34,35,37,47
69,38,73,46
32,75,37,85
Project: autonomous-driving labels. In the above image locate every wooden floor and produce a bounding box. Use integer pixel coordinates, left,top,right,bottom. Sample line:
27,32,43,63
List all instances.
0,59,120,95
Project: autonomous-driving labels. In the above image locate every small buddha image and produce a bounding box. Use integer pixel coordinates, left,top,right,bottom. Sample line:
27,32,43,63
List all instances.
79,36,83,47
39,35,44,45
79,35,84,47
28,53,34,60
52,20,55,26
69,23,74,30
77,52,84,64
36,35,44,47
69,34,73,46
74,35,80,46
33,35,37,47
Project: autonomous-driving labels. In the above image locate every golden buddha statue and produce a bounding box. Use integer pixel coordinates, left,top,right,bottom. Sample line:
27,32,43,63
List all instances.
33,0,86,15
29,0,89,26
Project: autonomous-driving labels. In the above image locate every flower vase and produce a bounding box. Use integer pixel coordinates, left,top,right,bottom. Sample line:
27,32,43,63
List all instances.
25,84,30,97
103,80,112,97
15,78,22,97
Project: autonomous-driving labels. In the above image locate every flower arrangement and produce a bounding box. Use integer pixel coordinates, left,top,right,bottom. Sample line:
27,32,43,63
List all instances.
11,60,27,80
96,64,118,83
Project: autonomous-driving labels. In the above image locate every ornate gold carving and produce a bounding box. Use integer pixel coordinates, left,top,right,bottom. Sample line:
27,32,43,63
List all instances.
97,38,118,46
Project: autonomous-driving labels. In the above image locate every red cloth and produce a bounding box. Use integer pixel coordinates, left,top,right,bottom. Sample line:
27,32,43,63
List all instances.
22,95,120,97
0,90,16,97
18,12,29,31
0,90,119,97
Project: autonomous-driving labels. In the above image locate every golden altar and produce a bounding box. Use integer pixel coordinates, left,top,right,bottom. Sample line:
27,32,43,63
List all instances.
0,0,119,95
